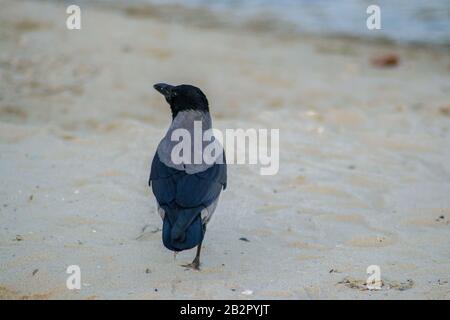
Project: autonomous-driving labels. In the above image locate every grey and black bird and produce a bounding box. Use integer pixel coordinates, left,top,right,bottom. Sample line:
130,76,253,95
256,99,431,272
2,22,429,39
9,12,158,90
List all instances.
149,83,227,270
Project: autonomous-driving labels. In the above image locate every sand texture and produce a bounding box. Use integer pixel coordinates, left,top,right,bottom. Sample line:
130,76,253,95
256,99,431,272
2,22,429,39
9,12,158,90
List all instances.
0,0,450,299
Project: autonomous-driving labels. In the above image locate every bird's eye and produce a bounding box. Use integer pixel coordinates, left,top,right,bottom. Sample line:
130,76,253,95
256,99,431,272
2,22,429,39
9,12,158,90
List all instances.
172,91,178,97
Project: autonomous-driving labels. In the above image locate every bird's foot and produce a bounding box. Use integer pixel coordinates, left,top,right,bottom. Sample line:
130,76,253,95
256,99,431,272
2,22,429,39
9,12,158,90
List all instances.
181,260,200,271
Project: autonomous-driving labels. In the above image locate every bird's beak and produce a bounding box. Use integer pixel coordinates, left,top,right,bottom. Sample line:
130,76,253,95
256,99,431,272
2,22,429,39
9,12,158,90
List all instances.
153,83,174,98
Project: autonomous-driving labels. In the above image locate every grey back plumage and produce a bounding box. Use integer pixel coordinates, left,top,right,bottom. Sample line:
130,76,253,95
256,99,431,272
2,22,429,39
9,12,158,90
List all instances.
156,110,222,174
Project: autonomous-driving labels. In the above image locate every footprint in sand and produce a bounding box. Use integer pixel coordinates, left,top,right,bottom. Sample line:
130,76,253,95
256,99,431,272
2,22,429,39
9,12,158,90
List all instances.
0,286,54,299
136,225,161,241
318,213,367,225
403,211,449,227
404,217,449,227
250,228,273,237
14,19,52,33
0,105,28,122
97,170,124,178
288,241,326,250
345,235,394,247
142,46,172,60
0,124,35,143
296,254,322,261
338,277,414,291
255,204,289,214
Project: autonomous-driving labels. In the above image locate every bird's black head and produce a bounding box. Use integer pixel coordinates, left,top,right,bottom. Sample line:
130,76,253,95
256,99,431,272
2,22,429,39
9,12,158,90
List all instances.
153,83,209,119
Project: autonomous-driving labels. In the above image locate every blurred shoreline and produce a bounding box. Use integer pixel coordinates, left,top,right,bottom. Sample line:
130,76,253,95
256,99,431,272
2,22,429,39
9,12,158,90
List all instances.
67,0,450,49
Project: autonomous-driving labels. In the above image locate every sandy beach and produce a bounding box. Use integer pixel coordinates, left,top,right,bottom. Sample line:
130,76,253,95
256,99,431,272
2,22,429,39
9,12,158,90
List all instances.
1,0,450,299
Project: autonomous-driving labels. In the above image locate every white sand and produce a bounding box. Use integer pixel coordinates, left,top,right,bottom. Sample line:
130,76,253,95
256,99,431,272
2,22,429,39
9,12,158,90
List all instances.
0,0,450,299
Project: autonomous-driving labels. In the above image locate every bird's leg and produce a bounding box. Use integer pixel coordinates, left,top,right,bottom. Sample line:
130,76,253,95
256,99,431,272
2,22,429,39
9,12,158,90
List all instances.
182,225,206,271
182,240,202,270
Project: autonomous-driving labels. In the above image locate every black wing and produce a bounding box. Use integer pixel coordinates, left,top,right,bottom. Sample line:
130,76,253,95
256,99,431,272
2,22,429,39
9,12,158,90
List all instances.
149,152,227,206
148,153,227,251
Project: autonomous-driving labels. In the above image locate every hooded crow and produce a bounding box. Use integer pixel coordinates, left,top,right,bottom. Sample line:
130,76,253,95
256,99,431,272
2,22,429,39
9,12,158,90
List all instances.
149,83,227,270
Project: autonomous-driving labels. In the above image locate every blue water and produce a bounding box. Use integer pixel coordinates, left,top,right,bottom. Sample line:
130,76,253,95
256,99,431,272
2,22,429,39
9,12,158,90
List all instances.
100,0,450,45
